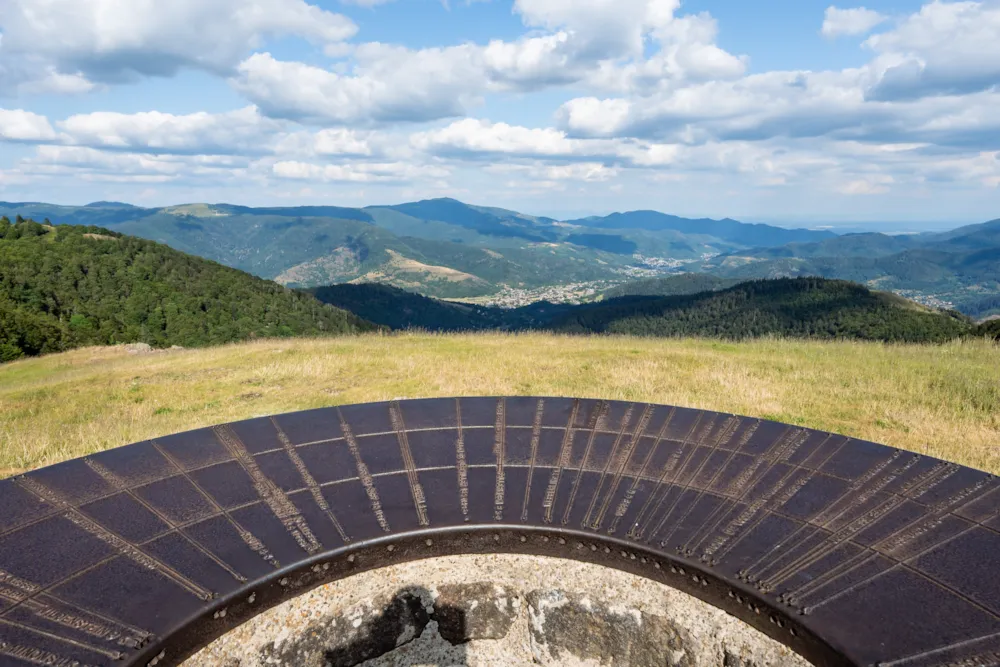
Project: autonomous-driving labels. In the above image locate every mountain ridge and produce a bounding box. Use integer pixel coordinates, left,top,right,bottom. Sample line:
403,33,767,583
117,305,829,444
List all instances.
311,277,978,343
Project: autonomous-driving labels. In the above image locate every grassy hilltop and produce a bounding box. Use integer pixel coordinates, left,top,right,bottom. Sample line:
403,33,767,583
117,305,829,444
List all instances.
1,333,997,477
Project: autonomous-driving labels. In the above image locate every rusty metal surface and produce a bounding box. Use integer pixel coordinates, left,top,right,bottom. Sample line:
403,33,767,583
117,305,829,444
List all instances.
0,398,997,666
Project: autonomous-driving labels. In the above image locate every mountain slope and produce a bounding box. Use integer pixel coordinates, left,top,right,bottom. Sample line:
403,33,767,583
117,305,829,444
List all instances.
310,283,506,331
315,278,972,343
729,233,920,260
549,277,971,342
0,218,374,361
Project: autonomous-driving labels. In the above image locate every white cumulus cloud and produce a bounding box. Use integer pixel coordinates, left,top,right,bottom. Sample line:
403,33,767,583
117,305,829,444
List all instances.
0,109,59,142
821,6,887,37
0,0,357,87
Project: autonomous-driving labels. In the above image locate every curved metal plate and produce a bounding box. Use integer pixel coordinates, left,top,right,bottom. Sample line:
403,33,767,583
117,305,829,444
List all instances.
0,398,997,667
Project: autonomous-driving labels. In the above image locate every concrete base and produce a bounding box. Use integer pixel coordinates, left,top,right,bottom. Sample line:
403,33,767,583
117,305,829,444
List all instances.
185,554,811,666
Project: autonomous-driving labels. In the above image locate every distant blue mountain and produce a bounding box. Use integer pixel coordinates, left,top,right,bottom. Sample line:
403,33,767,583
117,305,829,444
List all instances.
564,210,836,246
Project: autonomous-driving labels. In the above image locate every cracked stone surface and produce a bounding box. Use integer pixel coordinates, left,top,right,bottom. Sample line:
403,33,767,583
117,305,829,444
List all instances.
526,590,692,666
185,554,812,666
435,583,520,644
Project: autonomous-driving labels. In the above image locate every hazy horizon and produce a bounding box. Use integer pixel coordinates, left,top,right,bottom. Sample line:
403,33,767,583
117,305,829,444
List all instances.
0,194,981,233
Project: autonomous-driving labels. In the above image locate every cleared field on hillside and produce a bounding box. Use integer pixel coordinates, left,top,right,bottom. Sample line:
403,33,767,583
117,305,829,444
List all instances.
1,333,998,476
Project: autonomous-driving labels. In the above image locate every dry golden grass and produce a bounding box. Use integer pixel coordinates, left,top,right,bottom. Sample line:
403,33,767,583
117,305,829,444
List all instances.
1,332,998,476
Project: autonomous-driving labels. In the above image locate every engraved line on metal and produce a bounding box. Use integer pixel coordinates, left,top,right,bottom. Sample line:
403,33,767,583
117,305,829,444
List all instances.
591,404,656,532
744,447,903,583
151,440,280,568
0,640,101,667
455,399,470,521
655,422,798,556
761,453,928,590
337,408,390,532
767,452,954,592
878,630,1000,667
270,416,350,543
0,568,151,650
656,415,743,549
582,403,637,531
732,434,854,579
13,476,214,601
675,417,755,555
213,425,323,555
562,400,610,526
788,461,966,602
608,407,676,536
83,458,248,584
493,398,507,522
389,402,430,527
644,414,725,545
0,546,168,654
0,617,124,661
521,399,546,523
691,423,808,561
542,398,581,524
627,411,706,541
704,433,842,565
0,422,878,543
800,476,1000,613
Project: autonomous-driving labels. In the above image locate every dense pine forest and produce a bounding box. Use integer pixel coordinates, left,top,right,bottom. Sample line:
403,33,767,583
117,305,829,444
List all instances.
0,217,374,361
550,278,975,342
315,278,997,343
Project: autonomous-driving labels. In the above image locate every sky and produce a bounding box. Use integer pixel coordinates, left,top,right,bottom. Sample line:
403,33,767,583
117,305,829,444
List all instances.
0,0,998,227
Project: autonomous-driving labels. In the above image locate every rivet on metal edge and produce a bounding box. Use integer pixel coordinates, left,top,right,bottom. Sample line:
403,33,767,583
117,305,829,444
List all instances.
248,593,256,604
520,535,527,542
347,555,355,563
279,578,289,587
494,534,501,542
426,539,433,547
559,538,566,545
387,544,395,552
542,536,550,542
654,563,661,569
323,562,330,570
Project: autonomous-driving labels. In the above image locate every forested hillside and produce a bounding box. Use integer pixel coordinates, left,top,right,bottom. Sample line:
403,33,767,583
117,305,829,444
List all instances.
700,222,1000,316
0,217,374,361
551,278,972,342
315,278,978,343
